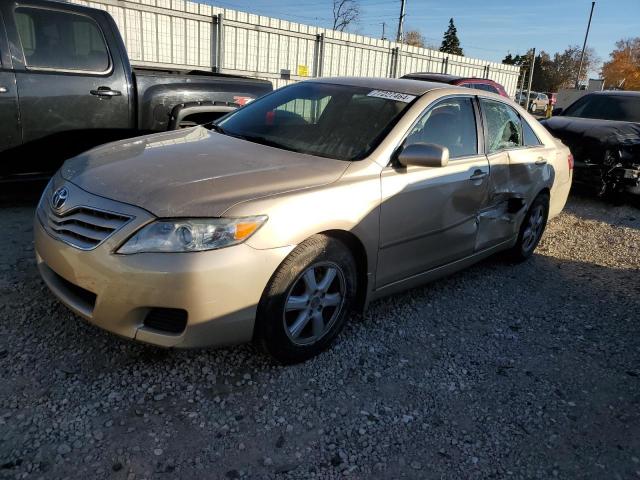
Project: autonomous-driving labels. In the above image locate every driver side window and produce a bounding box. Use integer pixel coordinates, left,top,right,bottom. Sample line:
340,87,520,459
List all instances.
481,99,523,154
404,96,478,159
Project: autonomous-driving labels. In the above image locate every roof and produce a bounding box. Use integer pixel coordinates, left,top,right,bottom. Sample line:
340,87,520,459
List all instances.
400,73,463,83
587,90,640,97
307,76,450,96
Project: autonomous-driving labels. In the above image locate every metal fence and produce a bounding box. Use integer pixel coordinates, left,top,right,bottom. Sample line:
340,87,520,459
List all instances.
69,0,521,96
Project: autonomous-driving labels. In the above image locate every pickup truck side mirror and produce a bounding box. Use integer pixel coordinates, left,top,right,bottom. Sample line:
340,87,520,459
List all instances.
552,107,564,116
397,143,449,168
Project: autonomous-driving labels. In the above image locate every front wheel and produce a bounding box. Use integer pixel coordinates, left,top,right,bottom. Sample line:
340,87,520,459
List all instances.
530,103,538,113
255,235,357,364
507,193,549,262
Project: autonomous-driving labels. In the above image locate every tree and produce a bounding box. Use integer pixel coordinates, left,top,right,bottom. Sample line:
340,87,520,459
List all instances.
439,18,462,56
505,46,597,92
332,0,359,32
403,30,425,48
502,53,527,66
601,38,640,90
544,46,597,91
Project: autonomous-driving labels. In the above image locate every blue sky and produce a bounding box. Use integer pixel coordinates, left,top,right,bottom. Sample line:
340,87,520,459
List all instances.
206,0,639,75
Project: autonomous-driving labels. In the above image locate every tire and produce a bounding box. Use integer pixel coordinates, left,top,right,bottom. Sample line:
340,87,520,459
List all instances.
530,103,537,113
255,234,357,364
506,193,549,262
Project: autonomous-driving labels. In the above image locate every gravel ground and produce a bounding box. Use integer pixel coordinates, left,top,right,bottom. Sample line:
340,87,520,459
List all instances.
1,188,639,480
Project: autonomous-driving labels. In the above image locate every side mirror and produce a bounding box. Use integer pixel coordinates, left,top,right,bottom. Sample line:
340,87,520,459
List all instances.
552,107,563,116
397,143,449,168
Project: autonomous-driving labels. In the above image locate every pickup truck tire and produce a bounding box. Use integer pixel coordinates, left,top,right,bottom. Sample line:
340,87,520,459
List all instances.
255,235,357,364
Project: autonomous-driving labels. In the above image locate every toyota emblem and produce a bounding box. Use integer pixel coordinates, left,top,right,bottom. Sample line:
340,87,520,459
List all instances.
52,187,69,211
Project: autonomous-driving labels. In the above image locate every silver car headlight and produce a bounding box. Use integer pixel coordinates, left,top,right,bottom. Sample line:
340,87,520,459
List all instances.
117,216,267,254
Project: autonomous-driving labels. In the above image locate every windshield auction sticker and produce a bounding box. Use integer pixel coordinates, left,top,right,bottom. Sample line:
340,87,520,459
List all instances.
367,90,416,103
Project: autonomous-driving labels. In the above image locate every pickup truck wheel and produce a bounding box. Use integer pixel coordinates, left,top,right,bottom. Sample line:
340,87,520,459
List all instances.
256,235,357,364
507,193,549,262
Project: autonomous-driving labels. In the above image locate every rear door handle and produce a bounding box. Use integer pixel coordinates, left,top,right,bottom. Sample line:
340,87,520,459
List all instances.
535,157,547,165
90,87,121,97
0,86,8,93
469,170,488,181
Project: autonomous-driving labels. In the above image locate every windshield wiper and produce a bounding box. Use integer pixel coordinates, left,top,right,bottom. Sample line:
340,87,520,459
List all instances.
208,123,226,134
231,134,302,153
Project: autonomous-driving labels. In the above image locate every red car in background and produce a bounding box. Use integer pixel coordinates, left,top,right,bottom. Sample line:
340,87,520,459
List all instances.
401,73,509,98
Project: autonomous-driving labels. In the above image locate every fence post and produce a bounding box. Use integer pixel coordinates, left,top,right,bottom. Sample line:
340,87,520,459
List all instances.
484,65,490,79
441,57,448,74
211,13,224,73
388,47,399,78
314,33,325,77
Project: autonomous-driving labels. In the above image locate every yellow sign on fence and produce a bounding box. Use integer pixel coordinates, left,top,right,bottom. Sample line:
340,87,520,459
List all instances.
297,65,309,77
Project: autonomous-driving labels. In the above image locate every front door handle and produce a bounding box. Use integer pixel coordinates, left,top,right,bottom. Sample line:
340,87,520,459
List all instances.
535,157,547,165
469,170,488,181
0,86,8,93
90,87,122,97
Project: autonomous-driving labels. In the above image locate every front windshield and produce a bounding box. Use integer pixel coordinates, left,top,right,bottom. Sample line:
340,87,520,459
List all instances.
216,82,416,161
563,94,640,122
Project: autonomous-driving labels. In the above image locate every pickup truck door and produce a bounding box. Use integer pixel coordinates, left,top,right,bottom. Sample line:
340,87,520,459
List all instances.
0,10,21,154
4,2,131,174
377,95,489,288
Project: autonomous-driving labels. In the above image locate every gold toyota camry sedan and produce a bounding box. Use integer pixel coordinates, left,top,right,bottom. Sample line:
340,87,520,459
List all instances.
35,77,572,363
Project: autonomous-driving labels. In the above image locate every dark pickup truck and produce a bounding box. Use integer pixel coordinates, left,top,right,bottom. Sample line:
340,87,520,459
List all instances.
0,0,272,178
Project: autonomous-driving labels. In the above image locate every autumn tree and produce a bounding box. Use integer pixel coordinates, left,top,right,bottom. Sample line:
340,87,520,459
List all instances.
601,38,640,90
439,18,462,56
403,30,425,48
332,0,359,32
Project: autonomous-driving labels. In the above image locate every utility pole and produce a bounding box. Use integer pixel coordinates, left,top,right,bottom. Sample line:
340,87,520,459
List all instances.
524,48,536,112
518,68,526,101
396,0,406,42
381,22,386,40
575,1,595,89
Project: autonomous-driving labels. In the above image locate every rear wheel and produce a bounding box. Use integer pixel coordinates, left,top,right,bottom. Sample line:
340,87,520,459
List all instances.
507,193,549,262
255,235,357,364
530,103,538,113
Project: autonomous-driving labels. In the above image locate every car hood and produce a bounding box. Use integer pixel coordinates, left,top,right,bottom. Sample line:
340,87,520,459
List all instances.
541,116,640,153
61,127,350,217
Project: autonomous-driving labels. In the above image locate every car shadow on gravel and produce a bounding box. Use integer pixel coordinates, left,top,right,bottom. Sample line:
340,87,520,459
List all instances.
567,187,640,228
0,179,48,207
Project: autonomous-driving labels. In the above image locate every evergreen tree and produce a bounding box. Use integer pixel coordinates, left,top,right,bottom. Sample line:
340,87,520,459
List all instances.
439,18,463,56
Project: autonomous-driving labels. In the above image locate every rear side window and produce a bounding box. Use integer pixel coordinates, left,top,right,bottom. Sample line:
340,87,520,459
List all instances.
405,96,478,159
483,84,500,94
480,99,523,153
15,7,110,73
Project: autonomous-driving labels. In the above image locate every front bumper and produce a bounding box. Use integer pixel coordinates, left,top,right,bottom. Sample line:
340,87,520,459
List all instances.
34,181,292,348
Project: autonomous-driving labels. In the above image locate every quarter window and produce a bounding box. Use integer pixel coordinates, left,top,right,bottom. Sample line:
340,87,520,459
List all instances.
522,119,542,146
15,7,110,72
480,99,523,153
405,97,478,159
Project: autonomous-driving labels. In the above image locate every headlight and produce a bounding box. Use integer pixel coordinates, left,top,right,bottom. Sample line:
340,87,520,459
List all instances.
117,216,267,254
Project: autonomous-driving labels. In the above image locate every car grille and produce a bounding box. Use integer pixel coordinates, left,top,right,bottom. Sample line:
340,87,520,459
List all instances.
38,202,132,250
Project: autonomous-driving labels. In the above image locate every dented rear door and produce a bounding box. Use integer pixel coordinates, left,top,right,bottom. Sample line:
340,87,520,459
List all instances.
476,98,548,251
